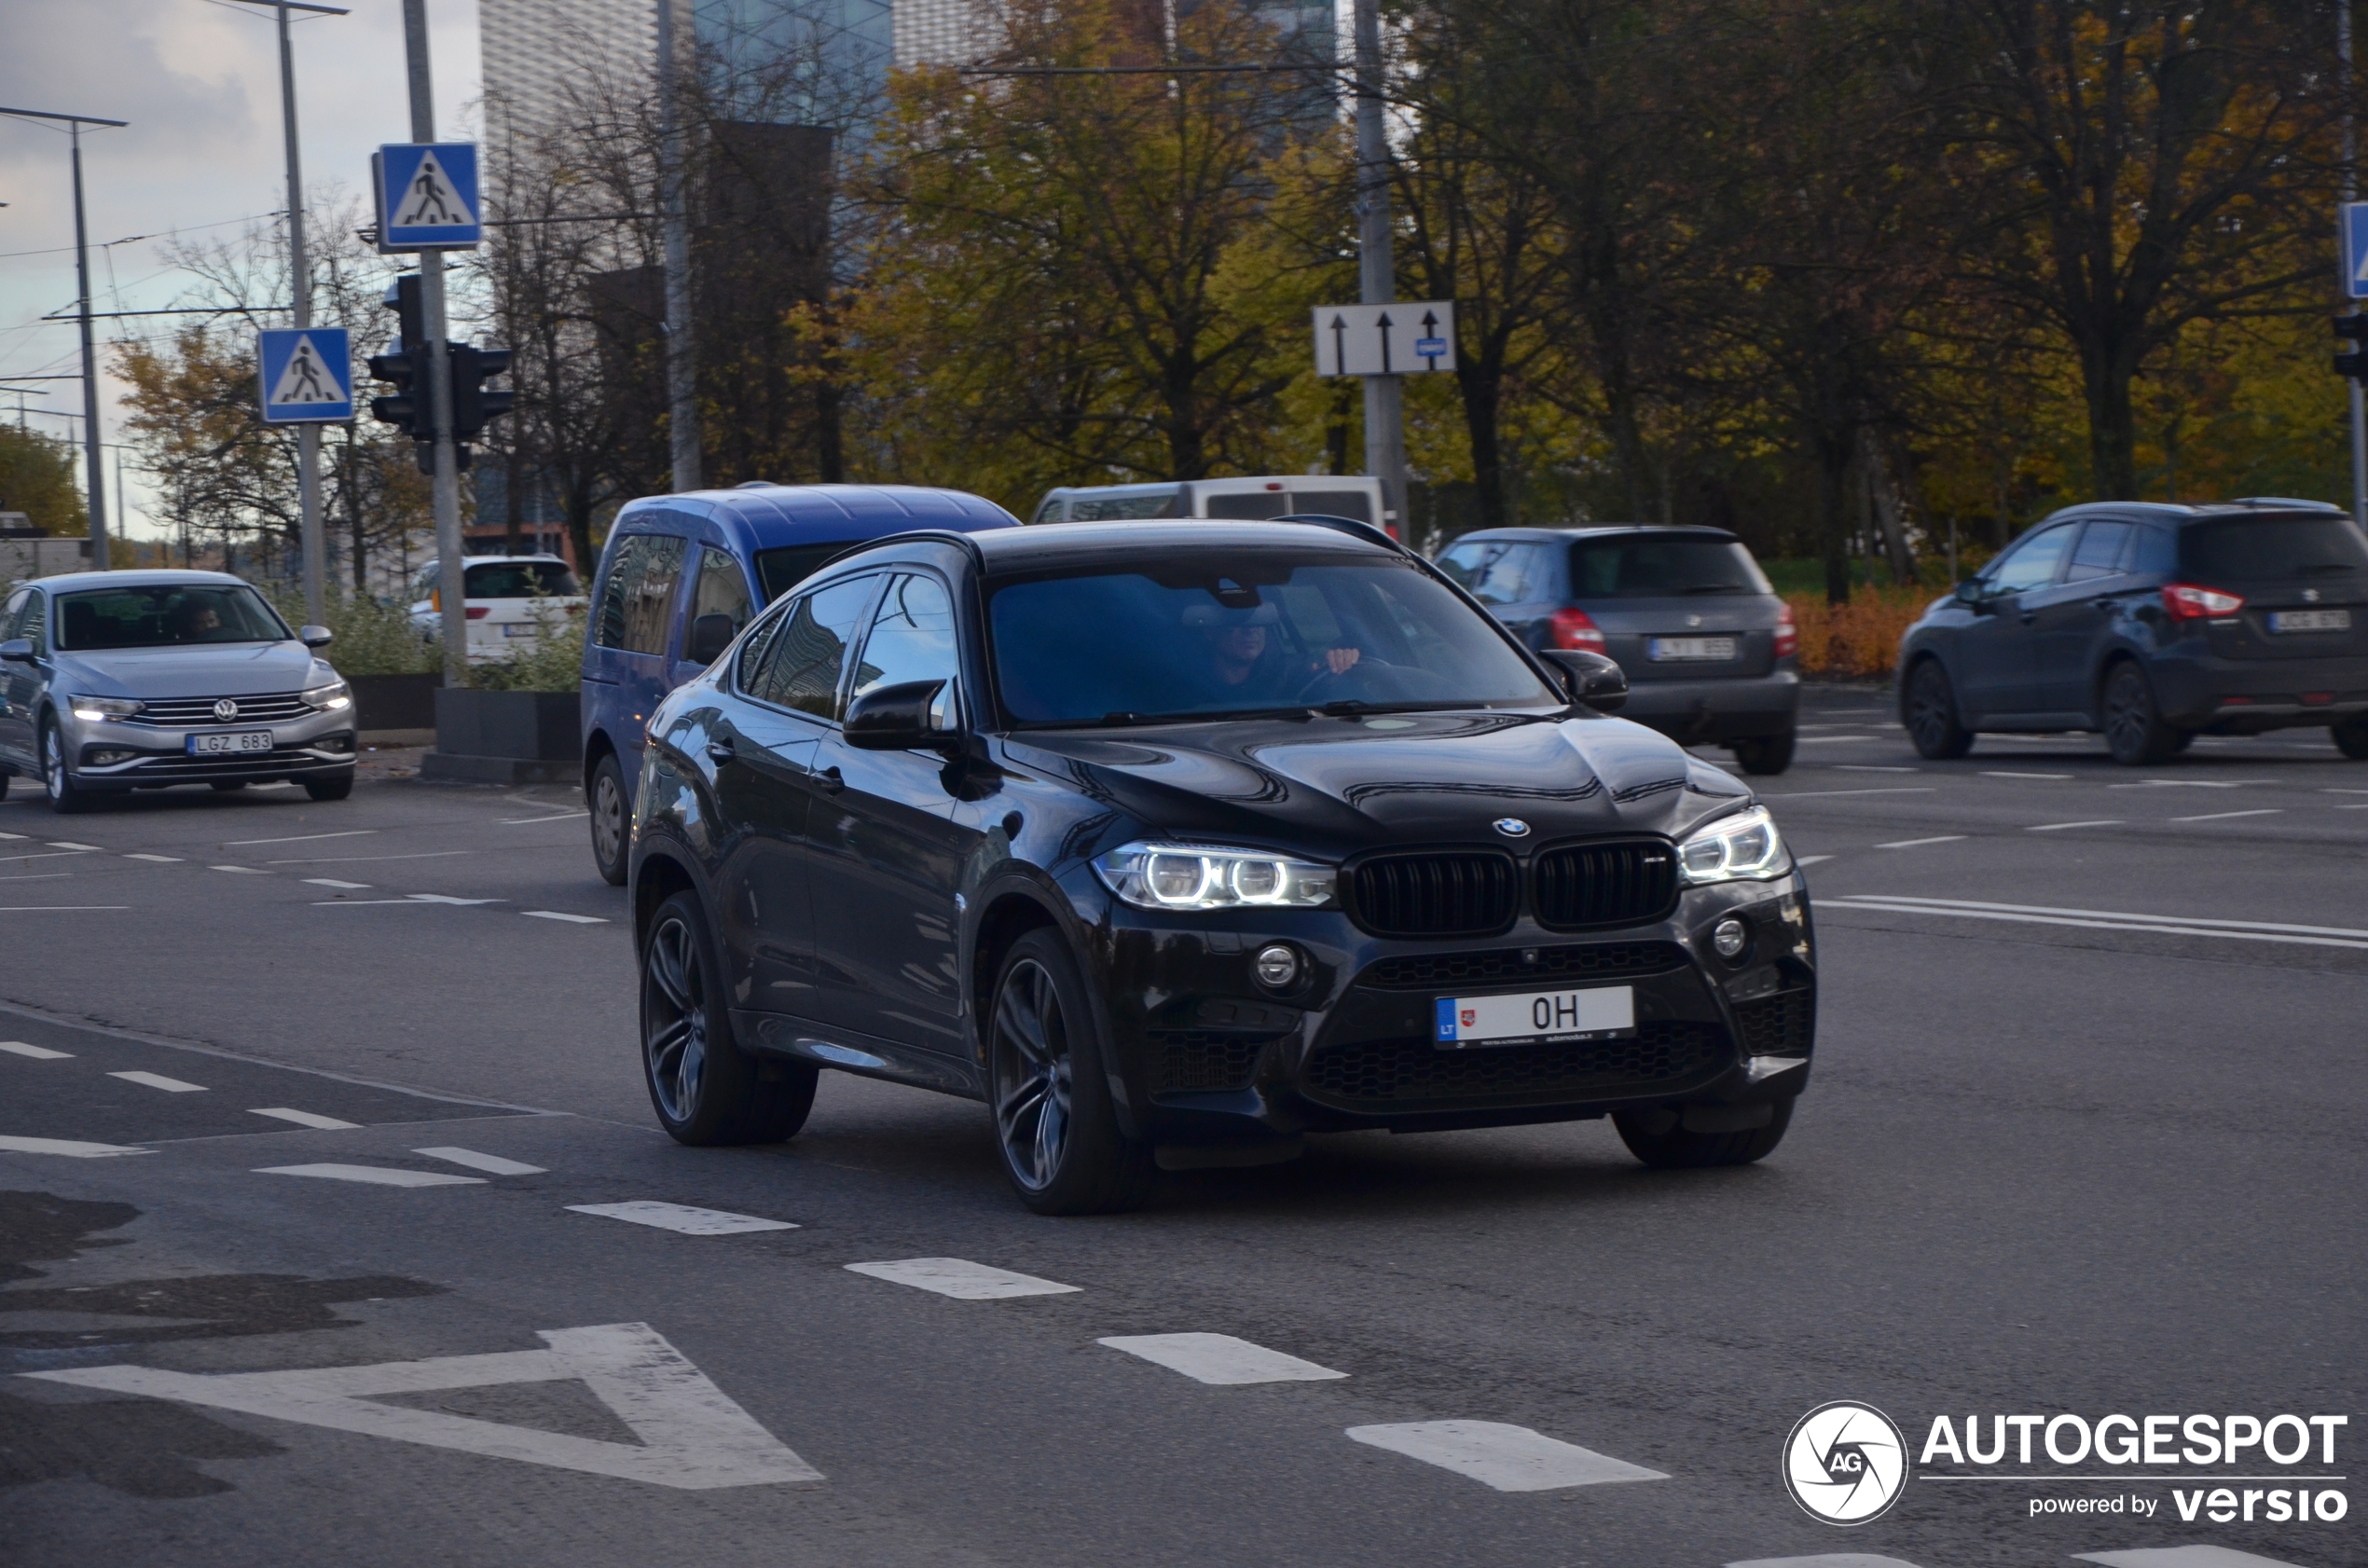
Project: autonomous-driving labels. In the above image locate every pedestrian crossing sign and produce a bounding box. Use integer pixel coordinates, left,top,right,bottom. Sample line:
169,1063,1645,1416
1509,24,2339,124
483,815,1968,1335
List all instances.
375,142,482,251
2345,202,2368,300
257,327,353,423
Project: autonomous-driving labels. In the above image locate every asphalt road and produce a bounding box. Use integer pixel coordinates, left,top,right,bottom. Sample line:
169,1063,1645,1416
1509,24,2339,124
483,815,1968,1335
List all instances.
2,693,2361,1568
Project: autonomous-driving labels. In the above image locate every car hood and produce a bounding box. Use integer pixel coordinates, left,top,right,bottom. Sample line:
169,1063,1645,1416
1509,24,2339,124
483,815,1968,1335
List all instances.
1002,708,1754,860
55,641,333,699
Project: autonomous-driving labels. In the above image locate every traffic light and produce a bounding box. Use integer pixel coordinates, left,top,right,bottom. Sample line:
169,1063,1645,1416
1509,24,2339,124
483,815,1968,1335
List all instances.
367,274,426,438
2334,314,2368,380
447,343,515,441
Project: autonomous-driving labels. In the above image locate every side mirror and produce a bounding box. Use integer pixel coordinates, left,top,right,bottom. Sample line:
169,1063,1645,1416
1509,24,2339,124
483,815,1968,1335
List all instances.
845,678,960,751
1539,649,1629,712
686,612,737,667
0,639,32,664
1953,580,1988,609
298,625,335,648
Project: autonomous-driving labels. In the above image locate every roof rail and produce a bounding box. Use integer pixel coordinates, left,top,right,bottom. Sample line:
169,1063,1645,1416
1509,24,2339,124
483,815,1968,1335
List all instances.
1272,513,1410,554
2228,496,2342,510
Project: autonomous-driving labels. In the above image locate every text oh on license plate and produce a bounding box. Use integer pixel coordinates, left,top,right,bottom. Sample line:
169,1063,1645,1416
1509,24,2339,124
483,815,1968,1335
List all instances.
2268,609,2350,633
1647,636,1736,661
187,730,272,756
1435,985,1635,1048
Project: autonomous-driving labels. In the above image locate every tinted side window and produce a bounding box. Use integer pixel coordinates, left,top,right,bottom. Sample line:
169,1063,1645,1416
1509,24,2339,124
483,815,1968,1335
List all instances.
849,574,958,708
756,574,880,721
2,589,26,642
690,546,754,640
2128,523,2177,579
734,606,784,695
593,533,689,653
1205,491,1289,520
2063,520,2134,582
1987,524,2076,594
17,591,48,652
593,535,649,650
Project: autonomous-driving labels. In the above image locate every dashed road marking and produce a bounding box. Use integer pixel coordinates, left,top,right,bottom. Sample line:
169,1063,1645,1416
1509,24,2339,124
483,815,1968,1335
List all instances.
0,905,129,913
1876,836,1965,849
313,893,503,907
0,1134,152,1158
304,878,372,889
523,910,608,924
0,1040,72,1059
1833,764,1919,773
250,1107,362,1130
567,1202,795,1235
47,841,102,851
211,865,270,874
503,812,589,824
1794,735,1876,744
2074,1548,2312,1567
844,1258,1079,1299
256,1163,484,1187
2028,820,2124,832
2109,778,2266,789
109,1070,206,1093
225,830,375,846
123,853,182,862
0,831,25,840
1763,787,1936,800
1343,1421,1667,1492
406,893,501,905
268,849,470,865
415,1147,544,1176
1820,895,2368,951
1728,1556,1928,1568
1981,771,2072,779
1098,1332,1347,1384
2172,808,2281,822
1795,855,1833,866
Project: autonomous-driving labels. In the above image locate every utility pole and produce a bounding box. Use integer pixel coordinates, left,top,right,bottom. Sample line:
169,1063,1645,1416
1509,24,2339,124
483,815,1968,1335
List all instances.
1351,0,1406,534
656,0,701,493
263,0,339,624
401,0,469,689
2347,3,2365,530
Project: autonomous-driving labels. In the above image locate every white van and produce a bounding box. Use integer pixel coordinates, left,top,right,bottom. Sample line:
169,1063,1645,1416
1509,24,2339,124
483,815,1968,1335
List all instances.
1029,476,1393,535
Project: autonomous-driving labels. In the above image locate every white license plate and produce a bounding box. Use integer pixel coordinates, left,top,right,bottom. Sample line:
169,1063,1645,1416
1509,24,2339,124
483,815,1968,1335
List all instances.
1434,985,1635,1048
2268,609,2350,633
186,730,273,756
1647,636,1737,661
501,622,537,637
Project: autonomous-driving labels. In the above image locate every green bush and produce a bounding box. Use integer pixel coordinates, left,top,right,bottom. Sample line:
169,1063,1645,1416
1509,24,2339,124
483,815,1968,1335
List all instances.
466,605,587,692
261,583,444,676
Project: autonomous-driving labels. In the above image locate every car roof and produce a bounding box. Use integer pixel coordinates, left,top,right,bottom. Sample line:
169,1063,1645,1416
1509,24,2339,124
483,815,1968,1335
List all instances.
612,483,1019,557
2036,499,2347,527
1447,524,1742,544
964,518,1396,571
22,569,249,593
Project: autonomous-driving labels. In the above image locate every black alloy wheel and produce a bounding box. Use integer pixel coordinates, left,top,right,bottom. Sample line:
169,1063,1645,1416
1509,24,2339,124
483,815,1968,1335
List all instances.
640,889,815,1145
1905,660,1973,760
2334,715,2368,760
2101,662,2179,766
589,753,630,887
40,719,91,815
1615,1096,1794,1168
987,929,1152,1215
1730,731,1796,776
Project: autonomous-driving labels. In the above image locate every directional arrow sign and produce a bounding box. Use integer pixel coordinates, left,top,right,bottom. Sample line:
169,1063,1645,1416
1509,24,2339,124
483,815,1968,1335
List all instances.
257,327,353,423
376,143,482,251
1313,302,1456,377
2344,202,2368,300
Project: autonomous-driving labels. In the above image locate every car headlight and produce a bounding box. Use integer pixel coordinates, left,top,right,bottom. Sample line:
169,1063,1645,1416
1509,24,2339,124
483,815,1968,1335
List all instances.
1677,805,1786,884
68,695,140,722
302,680,352,713
1093,842,1338,911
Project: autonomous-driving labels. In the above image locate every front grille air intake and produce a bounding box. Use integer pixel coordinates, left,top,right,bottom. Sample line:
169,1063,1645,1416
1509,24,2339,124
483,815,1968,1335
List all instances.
1345,850,1518,939
1303,1021,1727,1107
136,691,314,724
1532,839,1679,930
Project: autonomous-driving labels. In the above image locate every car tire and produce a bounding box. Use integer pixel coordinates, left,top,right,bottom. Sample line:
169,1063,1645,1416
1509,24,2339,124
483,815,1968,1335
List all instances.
588,752,629,887
1614,1096,1794,1169
2101,662,2178,765
39,718,93,815
640,889,817,1145
1904,659,1974,759
2334,715,2368,760
987,928,1154,1216
303,775,353,802
1730,731,1796,776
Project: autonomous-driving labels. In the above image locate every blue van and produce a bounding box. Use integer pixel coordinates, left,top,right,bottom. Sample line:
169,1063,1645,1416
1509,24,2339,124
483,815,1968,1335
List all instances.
580,484,1019,882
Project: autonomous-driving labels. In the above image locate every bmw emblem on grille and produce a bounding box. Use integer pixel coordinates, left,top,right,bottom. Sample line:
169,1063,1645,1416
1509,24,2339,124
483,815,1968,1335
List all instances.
1493,818,1531,837
1685,613,1702,627
213,699,240,722
2303,588,2321,603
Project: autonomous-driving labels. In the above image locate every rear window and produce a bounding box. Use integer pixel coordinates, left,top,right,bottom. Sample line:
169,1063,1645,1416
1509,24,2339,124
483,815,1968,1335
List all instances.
1289,489,1374,524
2180,515,2368,582
1205,491,1290,519
465,560,580,598
756,542,863,603
1568,537,1770,598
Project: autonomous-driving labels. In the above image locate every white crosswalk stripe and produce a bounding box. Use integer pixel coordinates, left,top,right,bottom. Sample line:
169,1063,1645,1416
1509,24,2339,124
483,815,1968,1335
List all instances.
1728,1556,1927,1568
1097,1333,1346,1384
2074,1547,2312,1567
566,1201,794,1235
844,1258,1079,1298
256,1163,483,1188
1343,1420,1666,1491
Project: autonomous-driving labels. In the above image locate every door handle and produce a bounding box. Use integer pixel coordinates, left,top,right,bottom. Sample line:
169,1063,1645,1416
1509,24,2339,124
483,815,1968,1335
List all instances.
2091,597,2117,611
706,737,736,765
818,765,844,794
2018,610,2037,626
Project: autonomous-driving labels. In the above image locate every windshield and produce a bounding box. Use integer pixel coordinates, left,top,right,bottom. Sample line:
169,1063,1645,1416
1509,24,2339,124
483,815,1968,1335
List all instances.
2181,516,2368,581
55,585,291,651
1569,537,1770,598
986,555,1558,724
465,561,580,598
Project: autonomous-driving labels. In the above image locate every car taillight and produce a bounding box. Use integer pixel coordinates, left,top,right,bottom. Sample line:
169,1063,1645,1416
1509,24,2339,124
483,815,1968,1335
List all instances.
1773,601,1798,659
466,607,490,620
1549,606,1606,653
2162,583,2244,620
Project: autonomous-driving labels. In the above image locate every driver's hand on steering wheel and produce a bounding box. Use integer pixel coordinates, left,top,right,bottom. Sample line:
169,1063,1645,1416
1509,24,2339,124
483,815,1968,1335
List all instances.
1323,646,1362,676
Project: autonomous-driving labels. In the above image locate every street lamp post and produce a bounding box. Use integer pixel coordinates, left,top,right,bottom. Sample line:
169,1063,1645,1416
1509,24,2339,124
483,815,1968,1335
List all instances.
655,0,701,494
1350,0,1407,535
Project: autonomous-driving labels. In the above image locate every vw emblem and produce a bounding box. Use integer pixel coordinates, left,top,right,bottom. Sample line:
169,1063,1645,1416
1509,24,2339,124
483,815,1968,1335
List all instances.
213,698,240,722
1493,818,1531,837
2303,588,2320,603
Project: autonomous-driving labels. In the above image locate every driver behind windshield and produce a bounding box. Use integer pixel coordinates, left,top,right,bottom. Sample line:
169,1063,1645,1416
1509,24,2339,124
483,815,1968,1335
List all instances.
1183,600,1361,701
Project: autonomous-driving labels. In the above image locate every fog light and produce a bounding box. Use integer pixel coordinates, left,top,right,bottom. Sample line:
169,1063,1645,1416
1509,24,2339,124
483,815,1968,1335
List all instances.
86,749,137,767
1712,917,1749,960
1252,943,1300,989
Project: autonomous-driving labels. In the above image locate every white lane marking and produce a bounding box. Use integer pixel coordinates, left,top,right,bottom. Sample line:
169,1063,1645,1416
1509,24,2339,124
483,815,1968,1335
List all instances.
0,1134,152,1158
109,1070,206,1093
1794,855,1833,866
2075,1548,2313,1567
503,812,589,824
1980,770,2072,779
843,1258,1079,1299
1,852,99,863
1821,899,2368,952
1794,735,1876,744
406,893,502,905
1876,836,1965,849
210,865,270,874
311,893,503,907
22,1321,822,1490
2171,808,2282,822
1833,895,2368,941
0,1040,72,1059
0,873,69,883
1343,1421,1667,1492
1761,788,1936,799
0,831,24,840
47,841,103,851
1728,1556,1930,1568
255,1163,484,1187
523,910,609,924
303,878,371,889
268,850,471,865
2338,804,2368,810
2326,788,2368,794
225,829,375,846
1098,1333,1347,1384
2107,778,2266,789
1833,764,1920,773
250,1107,362,1130
568,1202,795,1235
2028,819,2124,832
0,905,129,913
123,853,182,862
415,1147,545,1176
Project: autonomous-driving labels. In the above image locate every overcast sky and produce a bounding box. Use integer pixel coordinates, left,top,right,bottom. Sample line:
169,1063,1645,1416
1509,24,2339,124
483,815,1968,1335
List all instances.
1,0,484,538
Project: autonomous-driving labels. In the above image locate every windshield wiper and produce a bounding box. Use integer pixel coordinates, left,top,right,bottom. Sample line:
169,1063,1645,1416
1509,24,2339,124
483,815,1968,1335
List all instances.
1680,584,1749,594
2294,562,2361,574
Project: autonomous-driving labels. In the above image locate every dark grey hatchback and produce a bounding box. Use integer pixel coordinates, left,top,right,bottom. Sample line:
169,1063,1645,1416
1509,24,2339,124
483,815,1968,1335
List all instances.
1435,526,1801,773
628,520,1818,1214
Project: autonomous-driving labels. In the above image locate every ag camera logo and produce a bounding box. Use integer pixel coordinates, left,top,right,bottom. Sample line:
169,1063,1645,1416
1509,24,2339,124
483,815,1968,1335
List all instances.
1783,1400,1908,1524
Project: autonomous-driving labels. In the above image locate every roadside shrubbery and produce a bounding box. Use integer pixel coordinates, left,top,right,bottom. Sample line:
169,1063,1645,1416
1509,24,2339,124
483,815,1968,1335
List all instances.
1783,585,1937,680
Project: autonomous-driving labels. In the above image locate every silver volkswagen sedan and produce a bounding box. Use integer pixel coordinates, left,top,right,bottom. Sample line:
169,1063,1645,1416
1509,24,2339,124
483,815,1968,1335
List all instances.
0,570,357,814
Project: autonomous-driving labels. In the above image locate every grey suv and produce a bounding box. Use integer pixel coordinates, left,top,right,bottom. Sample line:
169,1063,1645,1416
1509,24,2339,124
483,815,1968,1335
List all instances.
0,571,356,813
1436,526,1801,773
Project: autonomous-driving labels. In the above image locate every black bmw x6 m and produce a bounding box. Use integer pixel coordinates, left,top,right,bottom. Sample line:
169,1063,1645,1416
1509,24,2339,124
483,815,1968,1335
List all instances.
628,520,1817,1213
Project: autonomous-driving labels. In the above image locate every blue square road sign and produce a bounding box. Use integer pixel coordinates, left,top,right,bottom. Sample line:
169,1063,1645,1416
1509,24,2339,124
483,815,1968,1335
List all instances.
2344,202,2368,301
377,143,482,251
257,327,352,423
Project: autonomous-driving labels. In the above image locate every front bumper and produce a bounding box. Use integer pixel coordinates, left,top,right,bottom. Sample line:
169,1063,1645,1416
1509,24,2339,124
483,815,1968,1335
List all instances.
1088,873,1816,1158
62,705,357,789
1614,670,1800,744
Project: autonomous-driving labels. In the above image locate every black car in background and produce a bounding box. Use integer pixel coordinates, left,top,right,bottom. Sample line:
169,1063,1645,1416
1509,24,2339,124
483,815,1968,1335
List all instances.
1897,500,2368,764
1434,526,1802,774
628,520,1817,1213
